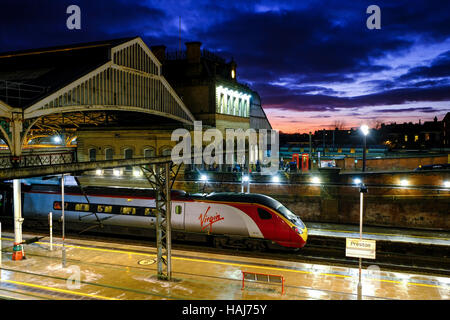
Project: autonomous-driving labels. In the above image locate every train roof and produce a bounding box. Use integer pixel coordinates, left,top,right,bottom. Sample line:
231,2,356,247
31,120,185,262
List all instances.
24,184,284,210
189,192,284,210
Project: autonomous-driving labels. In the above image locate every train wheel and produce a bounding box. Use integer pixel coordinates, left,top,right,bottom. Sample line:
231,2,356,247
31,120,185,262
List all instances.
213,237,225,248
246,240,266,252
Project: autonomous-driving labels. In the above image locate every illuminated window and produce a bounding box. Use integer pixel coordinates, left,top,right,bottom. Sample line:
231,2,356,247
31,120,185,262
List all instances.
215,85,251,117
231,69,235,79
75,203,90,212
175,205,182,215
144,208,157,216
425,133,430,141
53,201,68,210
97,205,112,213
404,135,408,142
414,135,419,142
121,207,136,215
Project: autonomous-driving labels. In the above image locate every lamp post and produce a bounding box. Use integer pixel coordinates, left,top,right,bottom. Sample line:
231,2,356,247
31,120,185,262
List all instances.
360,125,369,172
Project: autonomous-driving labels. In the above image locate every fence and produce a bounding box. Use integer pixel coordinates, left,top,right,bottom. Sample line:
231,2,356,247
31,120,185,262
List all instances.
241,271,285,295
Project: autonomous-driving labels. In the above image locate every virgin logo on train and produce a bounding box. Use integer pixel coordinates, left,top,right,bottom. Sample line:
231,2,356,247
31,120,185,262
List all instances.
198,206,224,232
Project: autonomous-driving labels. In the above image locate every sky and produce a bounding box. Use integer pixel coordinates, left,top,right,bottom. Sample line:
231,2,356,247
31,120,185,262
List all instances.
1,0,449,133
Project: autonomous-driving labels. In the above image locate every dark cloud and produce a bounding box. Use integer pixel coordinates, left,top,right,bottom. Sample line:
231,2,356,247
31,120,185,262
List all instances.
373,107,439,113
399,50,450,81
0,0,449,128
264,85,450,111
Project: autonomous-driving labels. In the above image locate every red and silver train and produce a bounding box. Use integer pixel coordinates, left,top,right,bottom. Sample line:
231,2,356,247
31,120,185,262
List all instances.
3,184,308,250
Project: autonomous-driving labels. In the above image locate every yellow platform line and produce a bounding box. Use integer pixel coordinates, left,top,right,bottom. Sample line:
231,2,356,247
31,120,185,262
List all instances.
1,236,447,290
0,279,117,300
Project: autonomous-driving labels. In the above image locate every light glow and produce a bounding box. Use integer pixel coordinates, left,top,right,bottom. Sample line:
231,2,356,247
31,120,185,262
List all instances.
443,181,450,188
242,175,249,182
311,176,321,184
400,179,409,187
360,124,369,136
133,169,142,177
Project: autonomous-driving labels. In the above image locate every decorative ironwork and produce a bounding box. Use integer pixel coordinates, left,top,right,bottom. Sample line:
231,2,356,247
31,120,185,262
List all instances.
0,151,75,169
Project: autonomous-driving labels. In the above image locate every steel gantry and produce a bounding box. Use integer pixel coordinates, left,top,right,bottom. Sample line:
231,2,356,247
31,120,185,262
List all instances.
140,161,181,281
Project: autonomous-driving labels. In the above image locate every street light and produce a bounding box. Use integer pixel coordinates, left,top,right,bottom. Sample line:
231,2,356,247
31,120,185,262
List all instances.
200,174,208,182
53,135,62,144
272,176,280,184
353,178,362,185
360,125,369,172
444,181,450,188
400,179,409,187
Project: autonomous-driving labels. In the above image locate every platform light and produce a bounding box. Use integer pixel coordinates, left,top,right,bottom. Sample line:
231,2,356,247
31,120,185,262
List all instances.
272,176,280,183
200,174,208,182
311,176,321,184
443,181,450,188
95,169,102,176
113,169,121,176
353,178,362,185
133,169,142,177
400,179,409,187
243,175,249,182
53,135,62,143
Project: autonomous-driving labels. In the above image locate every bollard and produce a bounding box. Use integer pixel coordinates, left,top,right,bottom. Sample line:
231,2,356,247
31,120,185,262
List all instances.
49,212,53,251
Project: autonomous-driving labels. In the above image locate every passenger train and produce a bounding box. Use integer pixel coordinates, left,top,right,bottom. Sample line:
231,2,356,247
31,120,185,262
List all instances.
0,183,308,250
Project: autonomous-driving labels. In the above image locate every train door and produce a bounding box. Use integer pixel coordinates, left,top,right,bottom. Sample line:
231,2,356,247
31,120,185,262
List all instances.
255,207,275,240
171,202,185,230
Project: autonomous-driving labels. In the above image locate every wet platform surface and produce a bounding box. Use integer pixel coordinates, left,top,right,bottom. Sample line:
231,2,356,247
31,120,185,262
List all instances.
0,232,449,300
308,222,450,246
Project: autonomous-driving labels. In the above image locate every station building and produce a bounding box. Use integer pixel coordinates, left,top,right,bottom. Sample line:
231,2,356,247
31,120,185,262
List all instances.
0,36,273,184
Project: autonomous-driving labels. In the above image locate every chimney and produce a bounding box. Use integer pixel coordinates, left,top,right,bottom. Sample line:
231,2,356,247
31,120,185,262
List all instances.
185,41,202,64
151,45,166,64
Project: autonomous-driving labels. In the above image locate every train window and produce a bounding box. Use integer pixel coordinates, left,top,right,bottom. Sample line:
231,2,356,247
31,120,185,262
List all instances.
75,203,90,212
257,208,272,220
53,201,69,210
121,207,136,215
97,205,112,213
175,205,182,215
144,208,158,216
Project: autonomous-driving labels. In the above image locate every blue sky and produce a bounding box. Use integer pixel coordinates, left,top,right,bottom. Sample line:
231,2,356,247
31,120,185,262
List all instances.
1,0,449,132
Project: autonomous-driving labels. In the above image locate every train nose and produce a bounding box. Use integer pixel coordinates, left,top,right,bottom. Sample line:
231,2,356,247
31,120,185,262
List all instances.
301,226,308,243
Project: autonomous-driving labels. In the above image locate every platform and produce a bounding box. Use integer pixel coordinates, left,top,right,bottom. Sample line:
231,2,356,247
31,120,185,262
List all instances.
307,222,450,246
0,232,449,300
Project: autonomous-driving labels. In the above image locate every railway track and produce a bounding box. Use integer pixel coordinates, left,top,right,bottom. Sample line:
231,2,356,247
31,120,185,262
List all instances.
6,221,450,277
0,232,400,300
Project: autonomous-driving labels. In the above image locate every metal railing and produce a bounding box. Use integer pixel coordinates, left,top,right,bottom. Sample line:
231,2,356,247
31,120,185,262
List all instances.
0,151,76,169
